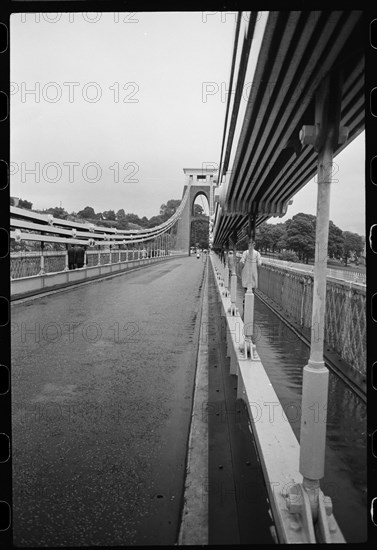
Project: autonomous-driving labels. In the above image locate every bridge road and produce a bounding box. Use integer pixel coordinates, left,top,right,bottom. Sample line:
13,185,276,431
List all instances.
11,256,206,546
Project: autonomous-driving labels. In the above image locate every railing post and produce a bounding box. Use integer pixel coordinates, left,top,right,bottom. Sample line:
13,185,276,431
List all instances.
97,246,101,266
64,243,69,272
118,246,121,263
229,232,238,316
109,244,112,264
292,73,347,542
224,250,229,295
39,241,45,275
300,276,307,326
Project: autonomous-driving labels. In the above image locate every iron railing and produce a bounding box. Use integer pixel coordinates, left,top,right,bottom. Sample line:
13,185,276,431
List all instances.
257,262,366,377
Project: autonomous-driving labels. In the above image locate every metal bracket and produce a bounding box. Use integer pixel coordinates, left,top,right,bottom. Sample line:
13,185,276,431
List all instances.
242,337,257,360
286,483,344,543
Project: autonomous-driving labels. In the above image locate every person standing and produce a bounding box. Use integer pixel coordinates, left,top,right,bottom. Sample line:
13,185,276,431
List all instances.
68,244,75,270
239,238,262,316
74,244,85,268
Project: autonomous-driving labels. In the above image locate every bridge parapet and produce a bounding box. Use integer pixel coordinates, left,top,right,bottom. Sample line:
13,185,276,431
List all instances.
10,251,180,300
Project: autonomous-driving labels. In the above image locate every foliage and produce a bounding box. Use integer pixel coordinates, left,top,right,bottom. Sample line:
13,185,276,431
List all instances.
77,206,96,219
42,207,69,220
255,222,286,252
190,218,209,249
102,210,116,221
270,224,286,252
160,199,181,221
255,223,272,251
116,209,126,220
193,204,206,217
285,213,316,263
10,197,33,209
328,220,344,259
342,231,364,266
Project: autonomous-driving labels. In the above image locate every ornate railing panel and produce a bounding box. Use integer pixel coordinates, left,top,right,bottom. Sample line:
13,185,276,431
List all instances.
44,255,66,273
11,255,42,278
257,263,366,377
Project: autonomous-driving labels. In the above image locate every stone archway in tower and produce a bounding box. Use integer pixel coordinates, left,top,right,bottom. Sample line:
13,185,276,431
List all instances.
174,167,217,255
190,192,210,251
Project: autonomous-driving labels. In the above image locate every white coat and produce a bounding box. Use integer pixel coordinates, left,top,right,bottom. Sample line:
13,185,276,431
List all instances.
240,249,262,289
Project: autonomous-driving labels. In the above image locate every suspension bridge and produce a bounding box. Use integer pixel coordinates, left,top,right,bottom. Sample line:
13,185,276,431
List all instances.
10,10,366,546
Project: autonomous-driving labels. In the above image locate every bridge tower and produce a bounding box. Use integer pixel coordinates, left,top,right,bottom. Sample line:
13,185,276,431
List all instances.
175,167,217,254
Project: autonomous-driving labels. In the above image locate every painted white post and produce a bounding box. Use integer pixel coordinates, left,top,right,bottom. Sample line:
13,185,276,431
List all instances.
230,237,238,316
64,245,69,271
299,144,331,485
298,75,348,524
118,246,121,263
109,245,112,264
97,246,101,266
39,242,45,275
224,251,229,293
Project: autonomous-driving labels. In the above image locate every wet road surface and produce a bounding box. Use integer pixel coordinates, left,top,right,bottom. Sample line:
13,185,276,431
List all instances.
11,256,206,546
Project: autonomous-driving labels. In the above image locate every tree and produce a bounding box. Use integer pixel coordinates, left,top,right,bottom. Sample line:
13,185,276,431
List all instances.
342,231,364,266
190,218,209,249
77,206,96,219
147,215,164,228
193,204,205,217
270,224,287,253
160,199,180,221
117,218,129,230
256,222,274,252
125,213,143,225
286,213,316,263
14,198,33,209
44,207,69,220
102,210,116,221
116,209,126,220
328,221,344,260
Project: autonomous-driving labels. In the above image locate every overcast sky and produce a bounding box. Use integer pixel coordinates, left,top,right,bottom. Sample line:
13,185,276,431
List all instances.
10,11,365,235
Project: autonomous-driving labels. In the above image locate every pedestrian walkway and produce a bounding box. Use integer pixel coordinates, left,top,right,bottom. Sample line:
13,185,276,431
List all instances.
206,266,275,544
